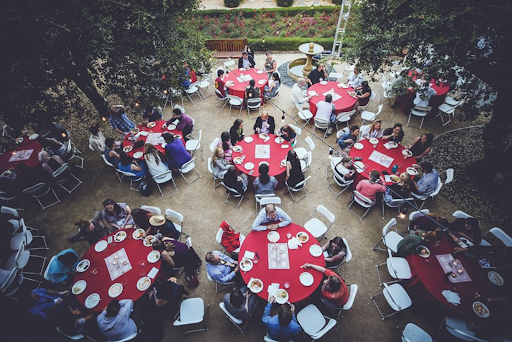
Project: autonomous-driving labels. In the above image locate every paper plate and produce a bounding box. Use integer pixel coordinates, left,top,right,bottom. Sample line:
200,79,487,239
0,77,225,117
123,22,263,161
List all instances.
233,157,243,164
133,229,145,240
108,283,123,298
248,278,263,293
275,289,289,304
369,138,379,145
244,162,254,170
406,167,418,176
137,277,151,291
85,294,100,309
233,145,243,152
133,151,143,159
147,122,156,128
354,161,365,170
320,81,328,85
309,245,322,257
353,143,363,150
402,149,412,157
72,280,87,295
258,79,267,85
147,250,161,263
300,272,314,286
240,258,253,272
296,232,309,243
259,133,269,140
167,124,176,130
114,231,127,242
244,137,253,143
473,301,490,318
256,70,264,74
416,245,430,258
340,83,349,89
143,235,156,247
389,175,400,183
280,159,287,167
488,271,504,286
275,137,284,144
76,259,90,273
130,128,139,134
29,134,39,140
95,240,108,252
15,137,23,144
267,231,280,243
388,141,398,148
123,146,133,153
239,68,244,71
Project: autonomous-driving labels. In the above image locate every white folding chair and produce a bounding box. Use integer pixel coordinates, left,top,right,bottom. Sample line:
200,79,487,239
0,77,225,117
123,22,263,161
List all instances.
198,73,212,98
178,158,201,185
382,197,413,219
285,176,311,204
207,158,222,189
10,218,48,251
358,124,370,140
56,327,84,341
347,190,375,220
227,95,243,117
304,204,335,240
288,124,302,146
186,130,203,160
209,137,221,153
254,194,281,212
223,59,236,68
52,163,82,194
397,323,432,342
101,154,124,182
215,228,245,254
294,136,315,161
370,283,412,320
327,238,352,274
437,100,464,126
376,249,412,286
165,208,186,239
411,177,442,209
246,98,262,119
407,105,432,129
214,88,229,111
66,139,84,169
358,91,377,113
22,183,60,210
444,316,487,342
445,168,454,184
152,170,178,196
334,109,356,131
313,117,330,140
6,241,46,276
409,209,430,222
185,82,202,104
373,218,403,253
300,152,312,173
327,165,354,198
140,205,161,215
483,227,512,247
297,304,337,341
117,170,143,191
206,271,234,294
321,283,358,319
219,302,252,333
343,64,355,76
361,104,383,125
221,182,247,209
328,72,344,81
0,190,19,207
292,97,313,126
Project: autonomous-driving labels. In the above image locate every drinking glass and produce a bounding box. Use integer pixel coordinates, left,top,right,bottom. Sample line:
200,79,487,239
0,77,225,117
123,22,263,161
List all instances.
284,281,290,289
139,270,147,276
139,261,146,267
286,233,292,239
91,268,98,275
121,279,128,286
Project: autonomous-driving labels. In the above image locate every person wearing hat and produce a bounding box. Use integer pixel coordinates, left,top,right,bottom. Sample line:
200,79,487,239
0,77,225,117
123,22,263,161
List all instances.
238,51,255,69
148,214,180,240
152,237,202,278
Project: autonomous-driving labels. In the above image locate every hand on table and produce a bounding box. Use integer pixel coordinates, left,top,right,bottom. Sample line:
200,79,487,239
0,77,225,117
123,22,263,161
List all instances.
301,263,311,269
267,224,278,231
268,295,275,304
234,266,240,273
168,277,178,283
453,247,466,253
60,290,70,296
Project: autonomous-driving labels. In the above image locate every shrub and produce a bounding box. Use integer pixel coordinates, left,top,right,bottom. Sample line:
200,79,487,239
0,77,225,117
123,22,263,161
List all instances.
277,0,294,7
224,0,240,8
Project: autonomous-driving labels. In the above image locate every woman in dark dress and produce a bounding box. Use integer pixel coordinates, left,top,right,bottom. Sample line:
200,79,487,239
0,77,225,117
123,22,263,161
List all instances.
223,167,248,194
408,133,433,161
229,119,244,146
356,81,372,107
285,150,305,188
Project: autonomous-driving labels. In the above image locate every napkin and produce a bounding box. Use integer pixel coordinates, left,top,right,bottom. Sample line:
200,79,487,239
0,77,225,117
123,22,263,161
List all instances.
148,267,159,279
138,131,149,137
384,175,392,183
243,251,255,260
281,145,289,149
288,238,301,250
442,290,461,306
107,236,113,244
323,251,329,258
309,91,317,96
268,283,279,300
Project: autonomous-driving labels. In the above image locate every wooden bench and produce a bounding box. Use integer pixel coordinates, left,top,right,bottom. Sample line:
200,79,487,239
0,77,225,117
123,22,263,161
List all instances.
205,39,247,59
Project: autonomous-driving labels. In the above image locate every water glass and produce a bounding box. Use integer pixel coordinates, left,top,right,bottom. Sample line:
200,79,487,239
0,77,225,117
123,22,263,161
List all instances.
139,261,146,267
284,281,290,289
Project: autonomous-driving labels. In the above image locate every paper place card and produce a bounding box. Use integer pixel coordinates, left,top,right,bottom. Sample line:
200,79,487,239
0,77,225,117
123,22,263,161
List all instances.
243,251,255,260
323,251,329,258
281,144,289,149
107,236,113,244
148,267,159,279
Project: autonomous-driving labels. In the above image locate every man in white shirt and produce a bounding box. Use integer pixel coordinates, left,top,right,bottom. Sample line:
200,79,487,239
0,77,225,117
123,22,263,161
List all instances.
346,67,364,89
291,78,313,110
252,204,292,231
413,85,437,107
314,94,336,135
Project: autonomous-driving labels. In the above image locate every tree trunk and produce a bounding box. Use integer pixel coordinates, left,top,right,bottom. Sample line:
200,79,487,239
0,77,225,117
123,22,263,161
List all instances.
72,73,109,117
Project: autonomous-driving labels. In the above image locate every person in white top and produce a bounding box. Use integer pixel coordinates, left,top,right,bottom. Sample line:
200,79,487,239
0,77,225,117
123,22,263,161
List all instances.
88,123,106,152
144,143,169,176
315,94,336,135
413,84,437,107
346,66,364,89
361,120,384,140
291,78,313,110
252,204,292,231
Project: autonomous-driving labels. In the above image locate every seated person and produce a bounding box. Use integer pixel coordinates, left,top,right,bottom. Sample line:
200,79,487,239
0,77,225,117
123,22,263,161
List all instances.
148,215,180,239
214,69,228,98
118,151,147,178
263,72,280,100
88,123,106,152
223,167,248,194
291,78,313,110
337,125,359,151
39,151,66,176
47,249,79,285
253,111,275,135
334,157,356,181
238,51,255,69
153,237,201,277
68,211,110,245
302,263,349,308
245,79,261,103
263,51,276,76
97,299,138,341
252,204,292,231
131,208,152,230
385,172,412,202
146,276,189,312
355,81,372,110
168,108,194,140
410,162,439,196
37,136,71,161
322,237,347,267
450,217,482,253
163,133,191,170
142,106,162,122
346,66,364,88
229,119,245,146
106,105,135,136
276,124,296,146
101,199,135,230
408,133,433,161
355,170,386,202
285,150,305,188
396,231,441,257
57,298,96,337
253,164,277,195
307,63,328,85
409,212,449,232
262,299,301,341
218,131,234,164
314,94,336,136
205,251,239,284
223,286,258,322
29,288,68,322
382,123,404,144
104,138,120,166
144,143,169,177
211,148,231,180
361,120,383,140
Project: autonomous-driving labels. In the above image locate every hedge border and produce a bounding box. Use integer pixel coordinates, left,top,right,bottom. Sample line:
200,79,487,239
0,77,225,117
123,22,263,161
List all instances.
194,5,340,18
247,37,334,51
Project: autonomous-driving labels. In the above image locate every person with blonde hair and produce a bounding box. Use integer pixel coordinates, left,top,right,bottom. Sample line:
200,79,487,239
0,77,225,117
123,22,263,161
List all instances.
144,143,169,176
384,172,412,204
211,147,231,179
361,120,383,140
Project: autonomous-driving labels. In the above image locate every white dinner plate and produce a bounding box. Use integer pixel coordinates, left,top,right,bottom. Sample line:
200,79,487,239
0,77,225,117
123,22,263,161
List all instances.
167,124,176,130
143,235,156,247
416,245,430,258
147,122,156,128
406,167,419,176
123,146,133,153
389,175,400,183
296,232,309,243
137,277,151,291
15,137,24,144
354,161,365,170
275,137,284,144
72,280,87,295
239,68,245,71
275,289,289,304
147,250,161,263
488,271,504,286
233,157,243,164
244,162,254,170
240,258,253,272
369,138,379,145
233,145,243,152
108,283,123,298
473,301,490,318
258,79,267,85
300,272,314,286
248,278,264,293
402,149,413,157
133,151,143,159
132,229,145,239
29,134,39,140
267,231,280,243
114,231,127,242
259,133,269,140
85,293,100,309
309,245,322,257
320,81,328,85
340,83,349,89
280,159,287,167
95,240,108,252
353,143,363,150
257,70,264,74
76,259,90,273
244,137,253,143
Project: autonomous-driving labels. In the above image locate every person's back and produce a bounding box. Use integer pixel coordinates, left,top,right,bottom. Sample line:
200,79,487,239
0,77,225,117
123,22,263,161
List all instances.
315,100,334,122
253,176,277,195
356,179,385,201
165,139,191,168
97,299,137,341
145,153,168,176
262,302,301,341
417,168,439,195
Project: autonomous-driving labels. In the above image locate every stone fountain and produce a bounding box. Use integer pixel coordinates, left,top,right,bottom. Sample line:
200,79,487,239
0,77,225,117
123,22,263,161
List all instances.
287,42,325,81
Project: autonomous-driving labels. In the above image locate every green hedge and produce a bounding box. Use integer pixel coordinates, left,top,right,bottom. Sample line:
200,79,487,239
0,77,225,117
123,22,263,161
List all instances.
194,5,339,18
277,0,294,7
223,0,240,8
247,37,334,51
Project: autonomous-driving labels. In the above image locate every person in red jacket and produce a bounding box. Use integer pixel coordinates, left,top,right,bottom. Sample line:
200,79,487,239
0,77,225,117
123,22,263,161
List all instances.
301,263,349,308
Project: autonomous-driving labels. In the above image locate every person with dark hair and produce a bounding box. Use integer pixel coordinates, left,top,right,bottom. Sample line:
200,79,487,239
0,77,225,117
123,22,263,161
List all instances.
409,212,448,232
262,299,301,341
101,199,134,230
223,286,258,321
302,263,350,307
223,167,248,194
355,170,386,201
146,276,189,312
169,108,194,140
285,150,304,188
252,204,292,231
46,249,79,284
238,51,255,69
162,132,191,169
253,111,275,135
408,133,434,161
118,151,147,178
277,124,296,146
396,230,441,257
215,69,228,98
264,72,280,100
88,123,106,152
104,138,120,166
142,106,162,122
131,208,153,231
346,66,364,88
337,125,360,151
205,251,239,284
253,163,277,195
97,299,138,341
322,237,347,267
315,93,336,135
382,123,405,143
450,217,482,250
37,136,70,160
29,288,69,321
410,162,439,196
68,211,110,245
152,236,201,277
217,131,234,163
106,105,135,136
264,51,277,77
229,119,244,146
245,79,261,103
356,80,372,109
334,156,355,181
56,298,96,337
307,63,328,85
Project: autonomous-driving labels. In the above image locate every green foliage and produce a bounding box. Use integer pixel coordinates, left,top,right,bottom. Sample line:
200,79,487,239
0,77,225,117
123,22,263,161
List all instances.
195,6,338,18
248,38,334,51
276,0,294,7
223,0,240,8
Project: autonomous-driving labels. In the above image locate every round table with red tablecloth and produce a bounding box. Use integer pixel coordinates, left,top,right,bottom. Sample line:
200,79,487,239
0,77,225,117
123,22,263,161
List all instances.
308,81,358,116
233,134,292,190
224,68,268,101
0,137,44,173
239,223,325,303
121,120,186,160
349,138,417,187
74,228,161,312
396,71,450,114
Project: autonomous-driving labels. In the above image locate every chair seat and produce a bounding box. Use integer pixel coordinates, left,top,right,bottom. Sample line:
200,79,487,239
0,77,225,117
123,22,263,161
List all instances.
294,147,307,160
299,110,313,120
10,231,32,250
304,218,328,238
199,80,210,87
354,194,373,208
153,172,173,184
186,86,199,94
402,323,432,342
383,284,412,311
411,109,429,117
297,304,327,336
219,302,243,324
180,162,196,173
336,114,351,123
361,111,376,121
384,231,403,253
229,98,243,105
411,192,428,200
387,257,412,280
174,298,205,326
186,140,200,150
444,97,460,106
438,103,455,114
7,250,30,269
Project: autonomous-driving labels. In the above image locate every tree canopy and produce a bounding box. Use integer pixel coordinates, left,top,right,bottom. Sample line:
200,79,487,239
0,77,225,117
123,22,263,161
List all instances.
0,0,211,126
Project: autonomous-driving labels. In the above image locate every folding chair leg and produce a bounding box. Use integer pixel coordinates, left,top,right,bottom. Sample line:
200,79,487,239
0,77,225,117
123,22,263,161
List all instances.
372,237,386,252
180,168,201,186
156,178,178,196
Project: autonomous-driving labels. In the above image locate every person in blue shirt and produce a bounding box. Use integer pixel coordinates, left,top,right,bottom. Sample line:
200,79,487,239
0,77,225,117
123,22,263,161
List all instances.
205,251,239,284
411,162,439,196
163,132,191,169
47,249,79,285
337,125,360,151
142,106,162,122
262,298,301,341
28,288,68,321
117,151,147,178
107,105,135,135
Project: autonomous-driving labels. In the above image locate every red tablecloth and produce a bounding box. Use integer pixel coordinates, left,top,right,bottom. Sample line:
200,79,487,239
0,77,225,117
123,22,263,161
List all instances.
396,72,450,114
309,81,358,116
0,137,43,173
121,120,185,160
233,134,292,190
403,232,489,317
74,228,161,312
224,68,268,100
349,138,417,186
239,223,325,303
